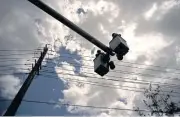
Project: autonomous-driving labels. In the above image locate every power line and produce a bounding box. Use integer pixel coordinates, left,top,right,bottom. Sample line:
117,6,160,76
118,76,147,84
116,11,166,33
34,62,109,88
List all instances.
115,64,180,74
41,67,180,88
42,63,180,83
41,69,153,85
0,49,43,52
38,73,180,96
0,70,29,74
0,53,40,57
0,98,150,112
45,52,180,81
39,69,180,90
44,55,180,76
115,69,180,82
47,51,180,72
0,51,177,94
0,68,30,72
118,61,180,71
39,73,145,91
0,73,28,75
0,63,31,68
0,59,35,62
0,57,38,60
3,51,179,80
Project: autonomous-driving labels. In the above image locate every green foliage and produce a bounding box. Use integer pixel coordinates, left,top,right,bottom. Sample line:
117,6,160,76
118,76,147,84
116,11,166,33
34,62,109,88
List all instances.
135,84,180,116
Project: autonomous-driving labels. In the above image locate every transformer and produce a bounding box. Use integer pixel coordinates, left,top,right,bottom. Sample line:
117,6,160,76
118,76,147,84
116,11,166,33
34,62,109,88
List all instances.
93,53,109,76
109,33,129,60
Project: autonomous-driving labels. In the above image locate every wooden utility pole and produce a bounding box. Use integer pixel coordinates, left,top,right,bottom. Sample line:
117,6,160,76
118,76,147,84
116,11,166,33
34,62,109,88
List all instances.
3,45,48,116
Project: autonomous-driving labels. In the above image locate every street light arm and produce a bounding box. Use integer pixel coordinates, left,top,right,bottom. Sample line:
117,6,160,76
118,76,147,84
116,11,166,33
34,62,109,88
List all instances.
27,0,114,55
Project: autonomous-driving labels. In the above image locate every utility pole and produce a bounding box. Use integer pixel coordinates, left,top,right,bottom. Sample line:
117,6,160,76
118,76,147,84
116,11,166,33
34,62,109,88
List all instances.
3,45,48,116
27,0,114,56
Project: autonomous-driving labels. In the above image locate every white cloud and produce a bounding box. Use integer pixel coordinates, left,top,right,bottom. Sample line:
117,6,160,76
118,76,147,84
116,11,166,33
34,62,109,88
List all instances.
1,0,180,116
39,0,180,116
52,0,180,116
144,3,157,20
0,75,21,99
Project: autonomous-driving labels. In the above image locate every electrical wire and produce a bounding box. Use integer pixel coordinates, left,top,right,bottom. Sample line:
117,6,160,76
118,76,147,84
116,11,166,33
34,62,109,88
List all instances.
0,45,176,114
50,61,180,78
0,98,151,112
3,49,176,90
43,55,180,80
37,73,180,96
118,61,180,71
41,54,180,89
0,68,30,72
0,49,43,52
0,57,39,60
41,66,180,90
39,69,180,91
1,47,179,96
41,69,155,85
1,47,177,114
41,63,180,83
48,50,180,72
46,53,180,75
6,52,176,82
0,47,42,74
0,53,41,57
39,73,145,91
0,59,35,62
0,73,28,75
0,64,32,68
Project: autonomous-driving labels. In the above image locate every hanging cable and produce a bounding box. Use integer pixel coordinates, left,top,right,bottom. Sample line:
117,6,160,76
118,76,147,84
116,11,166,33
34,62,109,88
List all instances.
0,68,30,72
0,49,43,52
37,73,180,96
43,55,180,76
0,73,28,76
0,98,151,113
43,65,180,85
0,59,35,62
0,53,40,57
0,57,39,60
0,63,32,68
39,69,180,90
47,50,180,72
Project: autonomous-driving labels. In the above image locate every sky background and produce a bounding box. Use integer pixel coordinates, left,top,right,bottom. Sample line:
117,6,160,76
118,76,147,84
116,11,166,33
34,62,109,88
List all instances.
0,0,180,116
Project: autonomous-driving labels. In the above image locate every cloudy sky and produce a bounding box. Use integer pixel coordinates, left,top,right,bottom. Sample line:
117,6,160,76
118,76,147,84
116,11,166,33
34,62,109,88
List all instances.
0,0,180,116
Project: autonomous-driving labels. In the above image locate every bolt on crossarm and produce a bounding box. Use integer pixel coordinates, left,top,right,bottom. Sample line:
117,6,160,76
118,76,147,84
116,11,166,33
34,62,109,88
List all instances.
27,0,114,56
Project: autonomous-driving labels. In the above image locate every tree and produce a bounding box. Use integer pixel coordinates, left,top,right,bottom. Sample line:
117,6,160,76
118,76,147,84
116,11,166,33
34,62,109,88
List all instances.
135,84,180,116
